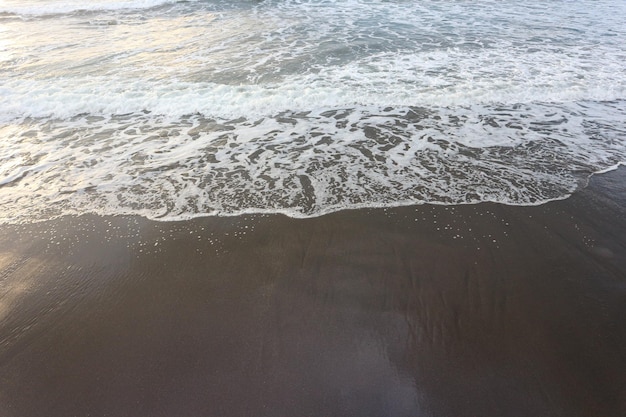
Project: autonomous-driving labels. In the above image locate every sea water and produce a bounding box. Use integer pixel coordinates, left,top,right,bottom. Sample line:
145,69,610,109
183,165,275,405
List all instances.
1,0,625,223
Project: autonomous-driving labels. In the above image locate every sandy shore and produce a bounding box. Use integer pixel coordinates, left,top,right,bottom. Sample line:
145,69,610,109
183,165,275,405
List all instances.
1,168,625,417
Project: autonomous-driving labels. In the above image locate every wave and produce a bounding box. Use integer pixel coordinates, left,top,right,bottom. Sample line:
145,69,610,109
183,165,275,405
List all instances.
1,101,625,224
2,70,625,124
0,0,193,17
1,0,625,224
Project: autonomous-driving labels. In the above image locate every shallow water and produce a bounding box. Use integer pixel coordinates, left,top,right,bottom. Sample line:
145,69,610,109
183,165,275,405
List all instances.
1,0,626,222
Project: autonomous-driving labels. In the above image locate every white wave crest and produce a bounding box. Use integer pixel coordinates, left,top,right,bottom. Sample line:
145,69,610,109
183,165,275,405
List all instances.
0,0,191,16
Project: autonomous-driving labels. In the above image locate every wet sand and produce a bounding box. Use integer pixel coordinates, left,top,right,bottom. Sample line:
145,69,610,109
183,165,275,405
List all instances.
1,169,626,417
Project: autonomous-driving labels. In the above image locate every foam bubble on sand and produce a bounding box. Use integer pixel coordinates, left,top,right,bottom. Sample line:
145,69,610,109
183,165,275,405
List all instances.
0,101,624,223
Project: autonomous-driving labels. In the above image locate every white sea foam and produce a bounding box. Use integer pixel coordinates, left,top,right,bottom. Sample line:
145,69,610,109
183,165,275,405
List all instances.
2,0,625,122
2,43,625,123
0,0,190,16
1,101,625,223
1,0,625,223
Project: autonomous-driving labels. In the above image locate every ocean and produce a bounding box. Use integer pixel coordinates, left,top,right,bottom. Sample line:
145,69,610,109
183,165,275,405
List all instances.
1,0,625,223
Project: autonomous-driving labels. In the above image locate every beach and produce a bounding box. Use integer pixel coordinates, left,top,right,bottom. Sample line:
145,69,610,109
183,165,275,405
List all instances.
1,167,625,417
2,0,626,415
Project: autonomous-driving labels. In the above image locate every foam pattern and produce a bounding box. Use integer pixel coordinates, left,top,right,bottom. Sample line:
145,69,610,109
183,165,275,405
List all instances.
1,0,625,222
1,102,624,222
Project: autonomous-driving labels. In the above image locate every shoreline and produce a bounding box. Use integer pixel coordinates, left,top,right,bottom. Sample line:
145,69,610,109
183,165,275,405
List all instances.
2,159,624,225
1,168,626,416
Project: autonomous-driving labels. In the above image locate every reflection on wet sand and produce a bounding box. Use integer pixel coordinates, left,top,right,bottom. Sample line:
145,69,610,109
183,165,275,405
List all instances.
1,169,625,417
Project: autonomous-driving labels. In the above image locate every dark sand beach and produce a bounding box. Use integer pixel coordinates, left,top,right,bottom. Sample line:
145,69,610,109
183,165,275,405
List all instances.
1,168,626,417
